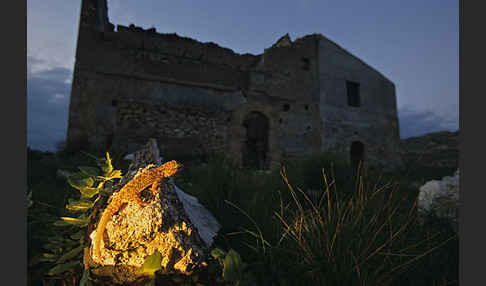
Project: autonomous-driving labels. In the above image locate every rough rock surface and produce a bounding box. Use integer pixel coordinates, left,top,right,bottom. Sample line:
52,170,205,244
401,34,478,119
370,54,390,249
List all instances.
84,139,221,284
417,169,459,233
401,130,459,170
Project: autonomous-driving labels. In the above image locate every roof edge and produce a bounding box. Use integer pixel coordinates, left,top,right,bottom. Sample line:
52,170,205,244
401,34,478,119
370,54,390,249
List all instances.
311,33,395,85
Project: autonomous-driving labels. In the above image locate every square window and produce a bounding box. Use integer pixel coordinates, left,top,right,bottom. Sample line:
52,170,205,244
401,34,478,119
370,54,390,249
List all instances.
346,81,360,107
301,57,310,71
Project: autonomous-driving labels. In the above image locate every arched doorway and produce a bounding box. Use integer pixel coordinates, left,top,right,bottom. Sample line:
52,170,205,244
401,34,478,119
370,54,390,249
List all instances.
242,111,269,169
350,141,365,169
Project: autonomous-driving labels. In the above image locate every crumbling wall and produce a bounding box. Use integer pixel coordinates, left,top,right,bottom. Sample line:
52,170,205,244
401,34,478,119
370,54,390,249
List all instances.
67,1,257,157
316,36,403,169
81,24,259,89
113,100,231,159
253,35,322,161
68,0,402,170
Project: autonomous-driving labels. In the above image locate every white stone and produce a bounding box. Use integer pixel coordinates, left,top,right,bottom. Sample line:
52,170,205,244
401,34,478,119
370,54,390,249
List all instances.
418,169,459,232
173,180,221,247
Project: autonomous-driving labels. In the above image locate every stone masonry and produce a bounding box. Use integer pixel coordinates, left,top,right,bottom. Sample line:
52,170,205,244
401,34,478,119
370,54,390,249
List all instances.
67,0,403,170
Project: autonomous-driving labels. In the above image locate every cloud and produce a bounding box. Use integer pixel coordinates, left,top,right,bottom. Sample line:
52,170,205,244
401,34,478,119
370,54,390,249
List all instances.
27,56,72,151
398,106,458,139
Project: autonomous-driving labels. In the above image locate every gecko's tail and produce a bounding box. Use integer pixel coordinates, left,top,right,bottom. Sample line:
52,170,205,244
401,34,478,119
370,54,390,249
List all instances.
92,207,114,263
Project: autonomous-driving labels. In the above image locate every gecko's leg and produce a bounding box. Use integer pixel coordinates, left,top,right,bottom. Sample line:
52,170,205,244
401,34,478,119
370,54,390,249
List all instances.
135,180,160,207
149,179,160,196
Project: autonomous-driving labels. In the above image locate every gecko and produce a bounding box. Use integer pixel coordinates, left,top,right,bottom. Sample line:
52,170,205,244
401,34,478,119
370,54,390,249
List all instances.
92,160,183,262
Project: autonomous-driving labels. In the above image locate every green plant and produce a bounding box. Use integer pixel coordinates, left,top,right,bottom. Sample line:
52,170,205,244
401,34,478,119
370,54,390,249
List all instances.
180,153,457,285
253,167,456,285
29,148,457,285
40,152,122,285
211,248,256,286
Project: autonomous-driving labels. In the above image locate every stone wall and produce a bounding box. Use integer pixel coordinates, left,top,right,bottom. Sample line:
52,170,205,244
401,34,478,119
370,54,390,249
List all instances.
250,35,322,161
113,100,231,159
67,0,403,170
68,0,256,155
317,36,402,169
77,24,259,89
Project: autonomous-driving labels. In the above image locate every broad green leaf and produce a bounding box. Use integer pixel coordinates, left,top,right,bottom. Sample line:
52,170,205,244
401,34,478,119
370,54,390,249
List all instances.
68,176,95,191
57,238,78,248
39,253,58,262
79,269,91,286
44,241,64,253
46,235,64,243
70,230,85,240
98,152,113,175
43,242,62,251
140,251,162,277
60,216,89,227
53,220,70,227
68,171,90,180
211,248,226,260
78,186,99,199
66,198,97,211
222,249,245,282
96,181,106,188
57,245,84,263
104,169,122,180
96,180,110,190
47,261,79,276
78,166,99,177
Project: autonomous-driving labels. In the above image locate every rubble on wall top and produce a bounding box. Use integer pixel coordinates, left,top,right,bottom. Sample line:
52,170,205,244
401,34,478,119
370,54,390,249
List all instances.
271,33,292,48
294,33,323,43
115,24,259,57
267,33,322,51
116,24,156,33
111,23,390,82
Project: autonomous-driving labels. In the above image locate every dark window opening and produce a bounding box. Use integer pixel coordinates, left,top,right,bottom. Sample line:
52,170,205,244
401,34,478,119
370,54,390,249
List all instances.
111,100,118,107
283,104,290,111
279,118,283,124
350,141,364,169
304,104,309,110
301,57,310,71
346,81,360,107
242,111,269,170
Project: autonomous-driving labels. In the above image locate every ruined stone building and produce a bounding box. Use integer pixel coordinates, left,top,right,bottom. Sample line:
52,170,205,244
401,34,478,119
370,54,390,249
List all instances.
67,0,403,170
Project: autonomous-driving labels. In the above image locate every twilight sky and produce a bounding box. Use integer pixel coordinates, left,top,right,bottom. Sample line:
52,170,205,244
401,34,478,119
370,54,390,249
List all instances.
27,0,458,151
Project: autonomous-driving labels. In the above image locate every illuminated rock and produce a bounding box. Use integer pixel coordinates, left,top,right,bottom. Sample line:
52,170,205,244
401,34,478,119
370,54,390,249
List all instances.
85,139,220,283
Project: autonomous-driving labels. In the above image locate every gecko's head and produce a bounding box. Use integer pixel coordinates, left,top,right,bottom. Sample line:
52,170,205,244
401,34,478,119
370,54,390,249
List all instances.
161,160,184,177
